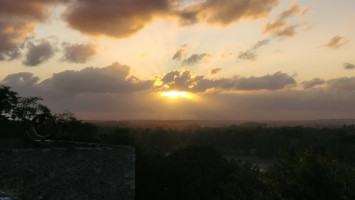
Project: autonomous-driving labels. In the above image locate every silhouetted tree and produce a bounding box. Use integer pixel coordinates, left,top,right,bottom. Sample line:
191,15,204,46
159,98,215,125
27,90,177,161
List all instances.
0,85,19,121
13,97,51,122
0,85,51,138
0,85,50,122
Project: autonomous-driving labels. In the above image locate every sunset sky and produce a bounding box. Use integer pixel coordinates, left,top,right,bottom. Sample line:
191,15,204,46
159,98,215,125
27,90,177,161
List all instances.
1,0,355,120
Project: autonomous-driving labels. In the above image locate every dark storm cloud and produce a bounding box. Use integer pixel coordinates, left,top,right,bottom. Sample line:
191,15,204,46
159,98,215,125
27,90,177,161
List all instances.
23,40,55,66
182,53,210,66
323,36,349,49
238,39,270,60
302,78,326,89
344,63,355,70
210,68,222,75
156,70,296,92
263,5,309,38
64,0,279,38
62,43,96,63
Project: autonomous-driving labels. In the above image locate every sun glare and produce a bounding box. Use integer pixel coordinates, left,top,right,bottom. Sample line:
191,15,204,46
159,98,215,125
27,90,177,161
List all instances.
161,91,192,99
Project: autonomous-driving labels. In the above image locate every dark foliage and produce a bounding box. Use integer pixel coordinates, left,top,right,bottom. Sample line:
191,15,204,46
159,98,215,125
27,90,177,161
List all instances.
136,146,264,200
264,150,355,200
0,85,18,121
2,85,355,200
0,85,51,138
54,111,98,143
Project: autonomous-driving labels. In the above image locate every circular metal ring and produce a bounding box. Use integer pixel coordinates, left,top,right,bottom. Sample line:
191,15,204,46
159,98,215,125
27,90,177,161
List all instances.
30,114,56,139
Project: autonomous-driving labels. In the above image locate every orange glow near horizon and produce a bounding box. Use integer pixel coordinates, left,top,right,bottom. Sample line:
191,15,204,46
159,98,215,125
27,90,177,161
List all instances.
161,91,193,99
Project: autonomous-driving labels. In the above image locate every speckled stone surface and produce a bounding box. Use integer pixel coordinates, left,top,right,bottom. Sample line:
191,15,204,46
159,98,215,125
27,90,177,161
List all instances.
0,146,135,200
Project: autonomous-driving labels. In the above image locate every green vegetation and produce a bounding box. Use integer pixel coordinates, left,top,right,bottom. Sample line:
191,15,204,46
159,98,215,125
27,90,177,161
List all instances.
1,85,355,199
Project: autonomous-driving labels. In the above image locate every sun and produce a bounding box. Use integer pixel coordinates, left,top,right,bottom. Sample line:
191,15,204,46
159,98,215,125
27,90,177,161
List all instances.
161,91,192,99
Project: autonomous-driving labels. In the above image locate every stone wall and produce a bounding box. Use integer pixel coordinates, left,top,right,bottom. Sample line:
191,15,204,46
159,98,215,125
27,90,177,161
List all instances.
0,146,135,200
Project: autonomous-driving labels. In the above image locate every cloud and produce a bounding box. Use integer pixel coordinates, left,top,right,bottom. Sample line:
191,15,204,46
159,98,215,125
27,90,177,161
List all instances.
3,69,296,120
327,77,355,90
42,62,153,94
238,51,257,61
178,0,279,26
182,53,210,66
0,21,35,61
323,36,349,49
3,67,355,120
62,43,96,63
155,70,296,92
4,73,355,121
302,78,326,89
172,48,187,61
22,39,55,66
210,68,222,75
344,63,355,70
2,72,40,88
64,0,171,38
238,39,270,60
263,5,310,37
263,21,296,37
1,62,152,95
0,62,155,116
1,72,55,105
172,45,211,66
233,72,296,90
253,39,271,49
0,0,67,61
0,0,68,21
64,0,279,38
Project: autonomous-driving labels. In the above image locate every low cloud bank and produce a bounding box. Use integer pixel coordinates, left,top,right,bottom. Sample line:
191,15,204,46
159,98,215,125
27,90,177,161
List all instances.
2,62,355,120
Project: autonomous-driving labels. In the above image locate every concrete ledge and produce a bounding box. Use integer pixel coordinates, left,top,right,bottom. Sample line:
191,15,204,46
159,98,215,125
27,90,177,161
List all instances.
0,146,135,200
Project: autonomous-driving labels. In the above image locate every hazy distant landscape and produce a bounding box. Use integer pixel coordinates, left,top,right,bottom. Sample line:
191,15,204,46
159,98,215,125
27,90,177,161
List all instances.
90,119,355,129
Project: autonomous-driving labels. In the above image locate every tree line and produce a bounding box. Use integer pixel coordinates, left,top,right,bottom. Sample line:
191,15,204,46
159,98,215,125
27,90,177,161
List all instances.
1,85,355,199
